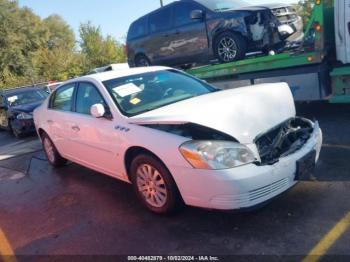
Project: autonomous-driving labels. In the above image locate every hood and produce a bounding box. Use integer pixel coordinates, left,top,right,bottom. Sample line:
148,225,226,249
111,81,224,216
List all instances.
129,83,296,144
10,101,43,113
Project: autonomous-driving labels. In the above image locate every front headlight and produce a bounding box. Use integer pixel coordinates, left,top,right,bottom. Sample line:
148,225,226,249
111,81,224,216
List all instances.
17,112,33,120
179,141,256,170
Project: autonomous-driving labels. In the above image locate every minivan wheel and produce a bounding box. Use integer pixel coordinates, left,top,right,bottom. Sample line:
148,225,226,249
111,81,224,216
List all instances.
134,55,151,67
180,64,193,70
214,32,247,63
130,154,180,214
41,133,67,167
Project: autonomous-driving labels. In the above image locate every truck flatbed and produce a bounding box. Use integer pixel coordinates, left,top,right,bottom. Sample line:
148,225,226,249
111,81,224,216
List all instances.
188,51,323,80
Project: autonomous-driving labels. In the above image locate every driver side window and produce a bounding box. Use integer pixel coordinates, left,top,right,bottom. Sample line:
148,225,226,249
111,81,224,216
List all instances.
75,82,106,115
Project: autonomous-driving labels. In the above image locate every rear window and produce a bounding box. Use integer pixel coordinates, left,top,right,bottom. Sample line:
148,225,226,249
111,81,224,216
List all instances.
149,7,172,33
128,16,148,39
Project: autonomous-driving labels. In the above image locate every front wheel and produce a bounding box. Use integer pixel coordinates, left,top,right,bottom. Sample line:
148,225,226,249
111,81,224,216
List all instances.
130,154,181,214
214,32,247,63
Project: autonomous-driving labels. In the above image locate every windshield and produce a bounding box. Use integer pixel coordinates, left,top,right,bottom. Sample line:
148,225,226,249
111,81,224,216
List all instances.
103,70,216,117
195,0,249,11
6,89,48,107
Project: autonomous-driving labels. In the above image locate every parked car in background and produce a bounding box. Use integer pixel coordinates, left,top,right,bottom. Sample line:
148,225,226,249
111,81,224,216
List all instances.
46,82,63,93
0,87,49,138
88,63,130,75
34,67,322,214
127,0,301,68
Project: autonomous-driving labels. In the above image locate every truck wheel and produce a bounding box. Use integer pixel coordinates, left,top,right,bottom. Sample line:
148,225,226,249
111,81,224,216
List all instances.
41,133,67,167
135,55,151,67
130,154,181,214
214,32,247,63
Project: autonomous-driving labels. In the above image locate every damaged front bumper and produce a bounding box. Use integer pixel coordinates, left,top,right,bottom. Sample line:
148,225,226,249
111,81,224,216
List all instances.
11,118,36,136
255,117,319,166
171,119,322,211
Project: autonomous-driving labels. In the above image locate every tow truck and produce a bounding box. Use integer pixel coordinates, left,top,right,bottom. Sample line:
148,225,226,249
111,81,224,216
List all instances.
187,0,350,103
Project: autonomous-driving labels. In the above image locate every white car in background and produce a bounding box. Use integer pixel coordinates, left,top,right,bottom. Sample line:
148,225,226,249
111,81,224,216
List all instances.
88,63,129,75
33,67,322,214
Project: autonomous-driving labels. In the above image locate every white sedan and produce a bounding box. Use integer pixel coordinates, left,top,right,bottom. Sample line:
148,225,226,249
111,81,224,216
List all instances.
34,67,322,214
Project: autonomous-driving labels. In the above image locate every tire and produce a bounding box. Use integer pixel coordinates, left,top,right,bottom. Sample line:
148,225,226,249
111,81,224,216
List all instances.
180,64,193,70
214,32,247,63
9,120,23,138
134,54,151,67
130,154,181,214
41,132,67,167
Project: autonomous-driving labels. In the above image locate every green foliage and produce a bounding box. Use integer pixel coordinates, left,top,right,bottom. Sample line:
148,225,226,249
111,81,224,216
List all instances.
297,0,315,26
0,0,45,87
79,22,126,72
0,0,126,89
297,0,334,31
44,15,76,49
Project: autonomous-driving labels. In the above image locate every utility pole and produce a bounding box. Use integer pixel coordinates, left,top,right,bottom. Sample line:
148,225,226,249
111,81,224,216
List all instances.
160,0,163,7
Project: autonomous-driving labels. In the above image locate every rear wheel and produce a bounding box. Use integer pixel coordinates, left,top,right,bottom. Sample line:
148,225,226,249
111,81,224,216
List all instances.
130,154,180,214
214,32,247,63
134,54,151,67
41,133,67,167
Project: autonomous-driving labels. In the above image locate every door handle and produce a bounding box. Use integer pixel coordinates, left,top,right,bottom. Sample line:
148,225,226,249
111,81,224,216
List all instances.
71,125,80,132
47,120,54,124
348,22,350,35
175,31,180,35
162,34,169,37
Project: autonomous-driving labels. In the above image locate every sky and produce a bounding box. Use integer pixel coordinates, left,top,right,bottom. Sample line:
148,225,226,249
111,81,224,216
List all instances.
18,0,298,43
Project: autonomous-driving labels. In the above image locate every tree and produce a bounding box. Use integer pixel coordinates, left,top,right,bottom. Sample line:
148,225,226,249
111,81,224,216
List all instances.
0,0,84,88
35,14,83,81
297,0,314,26
79,22,126,72
43,15,76,49
32,47,84,81
0,0,126,89
0,0,46,87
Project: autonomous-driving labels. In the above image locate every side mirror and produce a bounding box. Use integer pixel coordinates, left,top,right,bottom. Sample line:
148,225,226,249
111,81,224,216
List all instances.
191,10,204,20
90,104,105,118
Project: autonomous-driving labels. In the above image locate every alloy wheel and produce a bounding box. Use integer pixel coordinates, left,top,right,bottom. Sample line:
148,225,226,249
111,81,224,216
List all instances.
218,37,238,62
136,164,168,208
